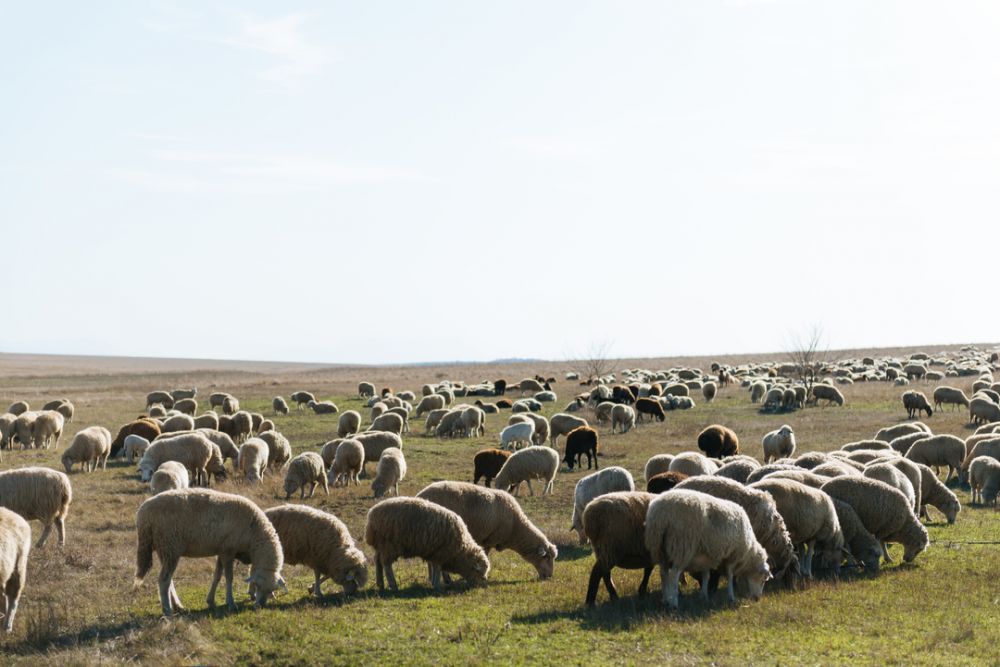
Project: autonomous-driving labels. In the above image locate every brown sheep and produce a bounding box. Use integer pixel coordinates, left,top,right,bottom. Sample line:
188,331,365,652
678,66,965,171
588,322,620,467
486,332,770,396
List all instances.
473,449,512,487
697,424,740,459
902,391,933,419
635,398,665,423
646,471,689,494
109,418,161,458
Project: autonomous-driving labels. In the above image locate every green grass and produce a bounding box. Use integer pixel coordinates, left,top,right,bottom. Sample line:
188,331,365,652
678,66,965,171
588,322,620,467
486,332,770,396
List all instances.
1,363,998,666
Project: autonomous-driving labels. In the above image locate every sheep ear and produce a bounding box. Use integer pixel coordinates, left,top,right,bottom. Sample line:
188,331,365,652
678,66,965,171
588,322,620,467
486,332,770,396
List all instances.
537,546,547,556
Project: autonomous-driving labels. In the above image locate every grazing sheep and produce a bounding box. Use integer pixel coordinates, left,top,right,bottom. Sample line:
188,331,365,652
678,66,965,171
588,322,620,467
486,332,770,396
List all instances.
335,411,361,438
583,491,658,606
762,425,795,463
134,488,286,617
549,414,588,447
902,391,933,419
30,411,64,450
569,467,635,543
110,418,161,458
512,398,542,413
762,388,785,411
308,400,339,415
864,463,916,512
284,452,329,499
969,456,1000,505
644,454,675,481
563,426,599,470
193,412,219,430
933,386,970,412
290,391,316,410
11,412,37,450
821,476,929,563
364,496,490,592
913,463,961,523
702,382,718,403
970,396,1000,424
827,498,882,574
874,422,930,443
369,412,405,437
714,457,760,484
371,447,407,498
472,449,511,487
140,432,222,486
904,434,966,483
173,398,197,416
265,505,367,598
534,390,557,403
474,400,500,414
0,414,15,450
123,434,150,464
646,471,690,494
208,392,232,410
764,469,831,490
792,451,831,470
417,481,558,579
357,382,376,399
634,398,666,424
888,432,930,456
61,425,112,473
5,402,29,417
0,507,30,632
697,425,740,459
960,436,1000,482
0,467,72,548
460,407,485,438
161,414,195,434
272,396,289,415
610,404,636,434
424,409,449,434
146,391,174,410
493,446,559,496
645,490,771,609
219,411,251,444
256,430,292,471
435,408,466,438
749,382,767,404
221,397,240,416
593,401,615,425
150,461,190,495
746,463,800,484
669,452,719,477
237,438,269,483
811,384,845,407
327,439,364,487
499,422,535,451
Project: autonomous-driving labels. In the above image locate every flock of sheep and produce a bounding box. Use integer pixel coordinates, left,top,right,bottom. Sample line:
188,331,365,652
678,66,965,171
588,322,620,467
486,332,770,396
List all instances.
0,345,998,632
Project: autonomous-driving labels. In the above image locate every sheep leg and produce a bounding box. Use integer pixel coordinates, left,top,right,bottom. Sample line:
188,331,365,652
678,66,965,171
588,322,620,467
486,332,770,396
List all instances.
158,558,180,617
375,558,385,592
699,571,711,600
526,479,534,496
35,522,53,549
384,561,398,591
725,566,736,603
586,564,610,606
430,564,442,592
638,566,653,595
207,558,223,609
223,559,235,611
804,541,815,578
663,566,681,609
168,581,184,614
881,542,893,563
311,570,325,597
321,477,329,495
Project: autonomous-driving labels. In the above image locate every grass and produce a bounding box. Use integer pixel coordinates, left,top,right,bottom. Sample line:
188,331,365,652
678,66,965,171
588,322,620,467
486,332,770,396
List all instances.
0,351,998,665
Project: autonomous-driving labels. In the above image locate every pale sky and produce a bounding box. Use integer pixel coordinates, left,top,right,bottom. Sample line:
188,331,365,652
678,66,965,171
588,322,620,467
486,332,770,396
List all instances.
2,1,998,364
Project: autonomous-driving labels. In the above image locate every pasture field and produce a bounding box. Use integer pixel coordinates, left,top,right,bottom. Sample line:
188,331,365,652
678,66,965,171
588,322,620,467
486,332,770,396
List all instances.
0,349,997,666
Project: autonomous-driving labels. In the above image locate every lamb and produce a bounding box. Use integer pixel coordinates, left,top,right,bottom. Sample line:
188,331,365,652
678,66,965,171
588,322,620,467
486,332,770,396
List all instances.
644,490,771,609
499,422,535,451
714,457,760,484
749,478,844,578
643,454,675,481
913,463,961,523
371,447,407,498
134,488,286,617
563,426,599,470
417,481,558,579
493,446,559,496
327,439,364,487
473,449,511,487
697,425,740,459
149,461,190,494
0,508,30,632
933,386,970,411
811,384,845,407
673,476,798,582
610,404,636,434
161,414,195,433
904,434,966,483
364,496,490,592
146,391,174,409
762,425,795,463
369,412,405,436
173,398,197,416
290,391,316,410
257,430,292,470
272,396,290,415
123,434,150,464
874,422,930,443
237,438,270,483
61,425,112,473
969,456,1000,505
902,391,933,419
0,467,72,548
32,411,64,450
569,467,635,543
139,432,221,486
669,452,719,477
549,413,588,447
583,491,658,606
864,463,916,512
264,505,367,598
820,476,929,563
969,396,1000,424
284,452,329,499
308,400,339,415
110,418,161,458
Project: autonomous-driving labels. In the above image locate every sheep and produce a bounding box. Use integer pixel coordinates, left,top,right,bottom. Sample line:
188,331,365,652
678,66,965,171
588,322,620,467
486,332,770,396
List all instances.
812,460,865,478
870,456,923,512
284,452,329,499
460,407,485,438
646,471,690,493
0,508,30,632
960,435,1000,479
499,422,535,451
0,414,15,450
811,384,845,407
474,400,500,414
122,434,150,464
714,457,760,484
569,467,635,543
549,413,588,447
150,461,190,494
139,432,220,486
748,478,843,578
110,418,161,458
172,398,197,416
674,476,799,583
763,388,785,411
512,398,542,413
257,430,292,470
864,463,916,512
371,447,407,498
161,414,195,434
888,431,930,456
702,382,718,403
264,505,367,598
645,490,771,609
208,392,232,410
193,412,219,430
762,425,795,463
764,469,832,489
424,408,449,434
11,412,37,450
750,382,767,403
290,391,316,410
134,488,286,617
582,491,658,606
610,404,636,434
473,448,511,488
417,481,558,579
697,425,740,459
792,451,831,470
563,426,599,470
435,408,466,438
644,454,675,481
534,390,557,403
634,397,666,424
237,438,269,483
970,396,1000,424
914,463,961,523
308,400,339,415
746,463,800,484
514,413,548,445
969,456,1000,505
364,496,490,592
518,378,545,395
221,396,240,415
330,410,361,439
327,439,364,487
0,467,72,547
904,434,966,483
821,476,929,563
564,397,585,413
594,401,615,424
493,446,559,496
271,396,289,415
31,410,64,450
146,391,174,409
933,386,970,412
369,412,405,437
902,391,933,419
357,382,376,399
61,425,112,473
257,419,275,434
5,401,29,417
827,498,882,574
669,452,719,477
874,422,930,443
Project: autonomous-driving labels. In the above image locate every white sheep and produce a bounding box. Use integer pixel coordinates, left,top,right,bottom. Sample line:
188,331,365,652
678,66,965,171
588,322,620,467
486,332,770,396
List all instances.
237,438,270,483
337,411,362,438
139,432,221,486
257,430,292,470
493,446,560,496
0,507,30,632
150,461,190,494
570,467,636,544
61,426,112,473
32,411,64,450
610,404,636,434
969,456,1000,505
0,467,72,548
371,447,407,498
499,422,535,451
644,454,675,481
762,425,796,463
668,451,719,477
283,452,329,499
123,434,150,464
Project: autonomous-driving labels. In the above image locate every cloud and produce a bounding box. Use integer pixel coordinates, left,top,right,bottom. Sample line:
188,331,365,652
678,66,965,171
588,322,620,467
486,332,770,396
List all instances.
220,13,330,87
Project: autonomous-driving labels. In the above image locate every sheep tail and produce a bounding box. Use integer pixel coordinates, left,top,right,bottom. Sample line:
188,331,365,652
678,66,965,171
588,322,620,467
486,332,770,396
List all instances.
134,522,153,587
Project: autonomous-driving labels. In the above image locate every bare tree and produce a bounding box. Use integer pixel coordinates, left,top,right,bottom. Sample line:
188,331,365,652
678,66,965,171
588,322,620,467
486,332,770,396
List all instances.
568,339,615,384
785,324,834,396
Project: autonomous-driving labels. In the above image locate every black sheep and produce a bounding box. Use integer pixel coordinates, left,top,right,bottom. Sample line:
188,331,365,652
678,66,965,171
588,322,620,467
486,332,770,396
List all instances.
635,397,665,423
494,379,507,396
563,426,599,470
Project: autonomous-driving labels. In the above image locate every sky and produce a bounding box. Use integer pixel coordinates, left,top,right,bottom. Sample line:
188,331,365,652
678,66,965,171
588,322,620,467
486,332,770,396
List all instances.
2,1,998,365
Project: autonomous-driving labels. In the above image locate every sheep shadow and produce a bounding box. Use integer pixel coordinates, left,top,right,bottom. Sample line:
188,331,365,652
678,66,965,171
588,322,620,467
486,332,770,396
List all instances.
553,545,592,562
511,591,727,631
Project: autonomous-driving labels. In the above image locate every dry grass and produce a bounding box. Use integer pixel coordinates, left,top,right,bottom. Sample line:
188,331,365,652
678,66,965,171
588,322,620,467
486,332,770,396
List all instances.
0,349,997,665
